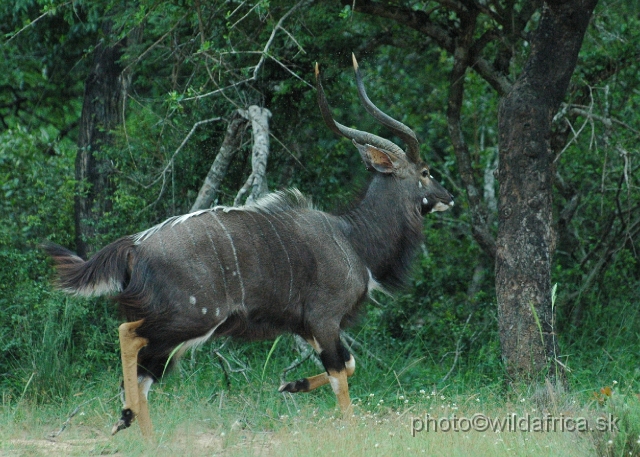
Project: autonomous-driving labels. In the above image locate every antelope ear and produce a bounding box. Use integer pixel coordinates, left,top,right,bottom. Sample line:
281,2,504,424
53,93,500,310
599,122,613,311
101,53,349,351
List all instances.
352,141,398,174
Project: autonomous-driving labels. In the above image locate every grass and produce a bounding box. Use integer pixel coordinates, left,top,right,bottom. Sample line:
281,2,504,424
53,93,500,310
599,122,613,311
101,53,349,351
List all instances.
2,292,640,456
2,357,638,457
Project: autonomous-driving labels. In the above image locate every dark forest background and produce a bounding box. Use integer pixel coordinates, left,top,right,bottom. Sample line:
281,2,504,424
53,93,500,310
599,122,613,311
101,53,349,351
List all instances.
1,0,639,421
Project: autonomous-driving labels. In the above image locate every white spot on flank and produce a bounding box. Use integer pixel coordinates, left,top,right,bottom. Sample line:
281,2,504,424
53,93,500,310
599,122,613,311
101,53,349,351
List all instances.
216,307,221,317
418,181,423,188
202,307,208,315
422,197,429,205
189,295,196,305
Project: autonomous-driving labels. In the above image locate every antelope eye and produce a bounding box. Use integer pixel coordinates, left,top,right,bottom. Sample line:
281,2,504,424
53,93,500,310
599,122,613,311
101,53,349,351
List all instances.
421,169,429,178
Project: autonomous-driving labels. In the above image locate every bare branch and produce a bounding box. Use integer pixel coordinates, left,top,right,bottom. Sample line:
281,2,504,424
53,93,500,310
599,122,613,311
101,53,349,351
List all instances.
48,396,101,439
140,117,222,213
348,0,455,52
122,12,189,75
252,0,312,80
446,11,497,259
5,2,72,44
441,313,472,383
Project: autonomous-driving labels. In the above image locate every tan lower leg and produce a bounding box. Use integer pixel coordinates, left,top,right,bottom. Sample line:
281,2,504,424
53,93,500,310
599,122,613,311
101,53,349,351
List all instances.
302,355,354,391
112,320,149,436
327,369,352,414
137,378,153,438
304,373,330,391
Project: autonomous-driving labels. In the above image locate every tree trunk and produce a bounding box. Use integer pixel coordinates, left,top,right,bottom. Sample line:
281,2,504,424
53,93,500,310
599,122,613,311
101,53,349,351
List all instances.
190,112,247,212
234,106,272,206
496,0,598,381
75,25,137,258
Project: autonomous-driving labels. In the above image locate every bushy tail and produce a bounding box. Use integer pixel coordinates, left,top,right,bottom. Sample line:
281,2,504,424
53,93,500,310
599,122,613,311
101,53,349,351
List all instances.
42,237,136,297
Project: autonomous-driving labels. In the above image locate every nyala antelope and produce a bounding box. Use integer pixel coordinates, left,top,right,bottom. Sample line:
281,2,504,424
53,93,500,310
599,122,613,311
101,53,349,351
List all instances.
44,55,454,437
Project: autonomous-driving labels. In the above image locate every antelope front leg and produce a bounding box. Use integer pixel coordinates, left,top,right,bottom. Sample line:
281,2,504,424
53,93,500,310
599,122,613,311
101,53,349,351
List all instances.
279,336,355,417
112,320,150,437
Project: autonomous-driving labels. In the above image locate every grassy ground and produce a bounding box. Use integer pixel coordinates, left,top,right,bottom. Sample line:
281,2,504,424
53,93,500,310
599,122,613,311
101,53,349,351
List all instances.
2,362,637,457
3,302,640,457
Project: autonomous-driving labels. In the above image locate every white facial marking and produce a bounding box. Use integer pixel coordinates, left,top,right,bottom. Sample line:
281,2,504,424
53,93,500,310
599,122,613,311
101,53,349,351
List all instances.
418,181,423,189
189,295,196,305
422,197,428,205
430,175,434,179
202,307,208,315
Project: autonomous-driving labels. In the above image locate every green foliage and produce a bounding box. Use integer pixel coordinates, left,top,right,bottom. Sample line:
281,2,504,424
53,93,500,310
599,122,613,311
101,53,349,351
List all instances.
0,0,639,418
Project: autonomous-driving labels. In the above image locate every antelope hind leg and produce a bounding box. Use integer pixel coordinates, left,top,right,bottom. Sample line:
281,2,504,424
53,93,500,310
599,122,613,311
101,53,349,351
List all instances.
278,354,355,393
112,320,150,437
136,376,154,438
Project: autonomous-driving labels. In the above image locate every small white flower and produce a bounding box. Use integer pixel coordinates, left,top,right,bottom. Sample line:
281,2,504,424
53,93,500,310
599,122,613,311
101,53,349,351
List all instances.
419,389,426,394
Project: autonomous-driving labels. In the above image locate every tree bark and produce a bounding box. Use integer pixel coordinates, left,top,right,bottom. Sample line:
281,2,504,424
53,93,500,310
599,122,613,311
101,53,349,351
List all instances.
190,112,248,212
234,106,272,206
496,0,598,381
75,25,137,258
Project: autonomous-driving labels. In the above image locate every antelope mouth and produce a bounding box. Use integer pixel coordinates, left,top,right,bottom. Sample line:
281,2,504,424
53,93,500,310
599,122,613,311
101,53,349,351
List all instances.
421,197,454,214
431,201,454,212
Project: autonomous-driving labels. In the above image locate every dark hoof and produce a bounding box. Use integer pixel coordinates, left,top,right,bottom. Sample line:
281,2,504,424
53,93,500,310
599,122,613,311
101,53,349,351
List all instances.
111,408,135,435
278,378,309,393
